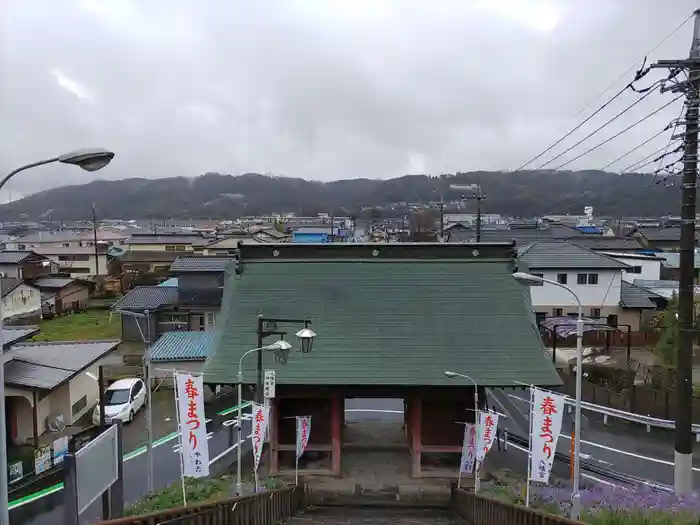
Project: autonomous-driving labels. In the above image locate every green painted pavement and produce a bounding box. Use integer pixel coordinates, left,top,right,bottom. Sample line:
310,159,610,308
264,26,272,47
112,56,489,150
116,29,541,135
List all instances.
8,401,252,511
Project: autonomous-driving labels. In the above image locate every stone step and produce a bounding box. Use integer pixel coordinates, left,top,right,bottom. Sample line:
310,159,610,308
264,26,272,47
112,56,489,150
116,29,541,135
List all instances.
290,506,461,524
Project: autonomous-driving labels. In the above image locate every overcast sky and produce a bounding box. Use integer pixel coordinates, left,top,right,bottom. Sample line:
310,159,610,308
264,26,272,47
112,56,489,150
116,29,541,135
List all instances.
1,0,697,200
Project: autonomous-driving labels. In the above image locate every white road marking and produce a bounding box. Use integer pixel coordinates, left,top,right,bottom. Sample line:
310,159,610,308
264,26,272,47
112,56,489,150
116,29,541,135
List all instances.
557,433,700,472
499,436,618,487
208,433,253,465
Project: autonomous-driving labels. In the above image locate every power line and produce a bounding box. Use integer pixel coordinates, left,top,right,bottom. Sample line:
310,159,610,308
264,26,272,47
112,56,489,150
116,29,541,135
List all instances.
620,141,682,173
600,127,669,170
552,12,694,134
535,84,662,170
514,83,631,171
550,94,683,170
652,101,687,182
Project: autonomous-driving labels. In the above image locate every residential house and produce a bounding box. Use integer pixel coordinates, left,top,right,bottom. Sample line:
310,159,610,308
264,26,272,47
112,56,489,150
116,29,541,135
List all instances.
126,232,209,253
7,228,128,278
33,277,92,317
656,252,700,283
1,278,42,325
31,245,109,278
634,226,699,251
113,255,234,343
600,252,663,283
122,232,213,280
0,251,53,281
517,241,661,331
3,340,121,444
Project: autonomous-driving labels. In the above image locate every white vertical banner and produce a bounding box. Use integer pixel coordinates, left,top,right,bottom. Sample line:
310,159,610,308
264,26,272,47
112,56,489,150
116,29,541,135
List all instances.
296,417,312,459
529,387,566,484
459,423,477,474
295,416,311,486
251,402,270,472
476,411,499,461
175,372,210,478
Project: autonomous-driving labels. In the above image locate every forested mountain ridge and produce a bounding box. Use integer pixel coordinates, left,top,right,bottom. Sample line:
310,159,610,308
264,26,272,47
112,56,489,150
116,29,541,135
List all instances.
0,171,679,220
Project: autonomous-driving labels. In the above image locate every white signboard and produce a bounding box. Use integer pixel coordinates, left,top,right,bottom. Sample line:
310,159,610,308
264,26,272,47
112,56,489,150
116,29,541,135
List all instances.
459,423,477,474
53,435,69,465
251,402,270,472
476,411,499,461
296,416,311,459
175,372,210,478
529,388,566,484
264,370,276,399
34,446,51,475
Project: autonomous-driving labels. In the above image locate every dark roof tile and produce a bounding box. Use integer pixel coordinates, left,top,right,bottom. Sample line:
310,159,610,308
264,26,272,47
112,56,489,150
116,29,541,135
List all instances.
112,286,179,311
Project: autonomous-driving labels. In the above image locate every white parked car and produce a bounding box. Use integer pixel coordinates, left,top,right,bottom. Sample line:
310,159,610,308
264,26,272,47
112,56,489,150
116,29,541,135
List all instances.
92,378,146,426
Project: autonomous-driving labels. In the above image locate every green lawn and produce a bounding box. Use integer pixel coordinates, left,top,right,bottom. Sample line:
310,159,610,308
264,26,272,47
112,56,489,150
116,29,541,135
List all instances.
32,310,121,342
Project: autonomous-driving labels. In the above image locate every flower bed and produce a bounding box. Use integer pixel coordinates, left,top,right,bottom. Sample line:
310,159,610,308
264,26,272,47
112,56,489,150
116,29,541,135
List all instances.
481,477,700,525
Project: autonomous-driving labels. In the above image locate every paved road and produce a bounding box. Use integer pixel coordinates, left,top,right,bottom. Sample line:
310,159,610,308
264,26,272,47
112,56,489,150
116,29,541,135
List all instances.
488,388,700,489
10,405,253,525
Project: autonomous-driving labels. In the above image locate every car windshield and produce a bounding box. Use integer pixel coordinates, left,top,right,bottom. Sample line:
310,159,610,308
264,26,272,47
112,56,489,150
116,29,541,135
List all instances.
104,388,130,406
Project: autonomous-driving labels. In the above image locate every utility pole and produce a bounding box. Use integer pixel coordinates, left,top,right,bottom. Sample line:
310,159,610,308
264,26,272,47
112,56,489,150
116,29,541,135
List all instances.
439,195,444,241
451,184,487,241
92,203,100,277
651,9,700,496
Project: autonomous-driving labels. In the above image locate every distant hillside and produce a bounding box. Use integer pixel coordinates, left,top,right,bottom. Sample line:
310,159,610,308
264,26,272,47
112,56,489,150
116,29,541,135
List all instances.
0,171,681,220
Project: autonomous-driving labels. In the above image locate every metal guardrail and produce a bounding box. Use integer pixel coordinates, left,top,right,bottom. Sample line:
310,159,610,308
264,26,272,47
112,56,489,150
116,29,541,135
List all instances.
507,391,700,439
504,433,673,493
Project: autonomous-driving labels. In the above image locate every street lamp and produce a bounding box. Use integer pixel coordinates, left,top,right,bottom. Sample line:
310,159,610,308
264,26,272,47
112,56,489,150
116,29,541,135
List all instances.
513,271,584,520
236,339,293,497
255,316,316,402
295,326,316,353
444,370,481,491
0,149,115,525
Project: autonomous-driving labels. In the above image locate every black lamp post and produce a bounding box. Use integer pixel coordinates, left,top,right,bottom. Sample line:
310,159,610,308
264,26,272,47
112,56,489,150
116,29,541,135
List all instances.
255,316,316,402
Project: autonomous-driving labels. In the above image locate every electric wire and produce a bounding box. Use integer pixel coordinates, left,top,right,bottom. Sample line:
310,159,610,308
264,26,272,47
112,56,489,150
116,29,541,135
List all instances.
620,141,682,174
651,102,687,182
550,94,684,170
535,83,662,170
514,83,632,171
600,127,669,170
551,12,694,134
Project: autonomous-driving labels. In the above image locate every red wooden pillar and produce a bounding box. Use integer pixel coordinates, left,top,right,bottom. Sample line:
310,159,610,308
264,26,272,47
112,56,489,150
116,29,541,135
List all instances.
269,398,279,475
331,396,342,476
410,396,422,478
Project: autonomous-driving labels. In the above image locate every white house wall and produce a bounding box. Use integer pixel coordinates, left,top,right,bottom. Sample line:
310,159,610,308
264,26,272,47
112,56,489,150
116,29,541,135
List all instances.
609,256,662,283
2,284,41,320
68,363,101,424
528,269,622,308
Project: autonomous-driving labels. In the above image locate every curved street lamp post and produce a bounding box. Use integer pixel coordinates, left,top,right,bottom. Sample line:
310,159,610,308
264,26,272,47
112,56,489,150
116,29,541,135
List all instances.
235,326,317,497
0,148,115,525
513,271,584,521
444,370,481,490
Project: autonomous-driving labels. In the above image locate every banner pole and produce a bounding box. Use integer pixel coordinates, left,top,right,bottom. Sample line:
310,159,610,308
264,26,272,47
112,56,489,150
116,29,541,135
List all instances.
570,429,575,480
173,372,187,507
525,386,534,508
295,417,299,486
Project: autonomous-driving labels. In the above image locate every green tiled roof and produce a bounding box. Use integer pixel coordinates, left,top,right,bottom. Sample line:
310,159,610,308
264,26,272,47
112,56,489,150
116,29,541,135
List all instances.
204,243,561,387
150,331,214,362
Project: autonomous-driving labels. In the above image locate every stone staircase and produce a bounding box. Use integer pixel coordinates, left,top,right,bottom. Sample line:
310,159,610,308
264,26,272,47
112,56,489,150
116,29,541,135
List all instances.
289,506,462,524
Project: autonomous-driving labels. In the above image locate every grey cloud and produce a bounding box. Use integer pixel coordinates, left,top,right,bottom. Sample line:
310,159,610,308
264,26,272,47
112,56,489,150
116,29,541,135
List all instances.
0,0,697,200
